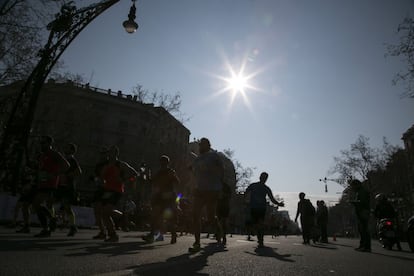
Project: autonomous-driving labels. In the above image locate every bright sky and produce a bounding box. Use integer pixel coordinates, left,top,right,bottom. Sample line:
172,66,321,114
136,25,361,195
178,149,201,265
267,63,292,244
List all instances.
59,0,414,218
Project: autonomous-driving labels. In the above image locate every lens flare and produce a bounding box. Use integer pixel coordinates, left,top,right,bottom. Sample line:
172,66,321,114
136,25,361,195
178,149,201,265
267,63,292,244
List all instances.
176,193,182,204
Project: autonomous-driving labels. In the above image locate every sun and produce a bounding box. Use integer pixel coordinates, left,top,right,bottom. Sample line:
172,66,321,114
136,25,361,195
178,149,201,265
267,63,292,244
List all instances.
226,72,248,94
206,50,263,112
218,62,257,109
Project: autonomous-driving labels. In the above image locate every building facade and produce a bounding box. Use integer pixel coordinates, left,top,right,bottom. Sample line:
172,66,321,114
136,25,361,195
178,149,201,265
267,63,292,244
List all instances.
0,80,191,204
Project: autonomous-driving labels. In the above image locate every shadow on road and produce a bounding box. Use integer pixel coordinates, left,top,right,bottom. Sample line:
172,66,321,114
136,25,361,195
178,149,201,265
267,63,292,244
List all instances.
128,242,228,276
369,251,414,262
310,243,338,250
0,237,86,251
330,242,354,248
64,240,155,257
244,246,296,262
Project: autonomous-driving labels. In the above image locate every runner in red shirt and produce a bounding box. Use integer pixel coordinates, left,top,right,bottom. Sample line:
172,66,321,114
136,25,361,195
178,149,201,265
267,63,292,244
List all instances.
33,136,70,237
99,145,137,242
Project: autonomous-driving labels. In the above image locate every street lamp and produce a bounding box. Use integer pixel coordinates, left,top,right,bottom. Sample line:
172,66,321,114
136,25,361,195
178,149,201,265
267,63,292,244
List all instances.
0,0,139,194
319,177,329,193
319,177,345,193
123,0,139,33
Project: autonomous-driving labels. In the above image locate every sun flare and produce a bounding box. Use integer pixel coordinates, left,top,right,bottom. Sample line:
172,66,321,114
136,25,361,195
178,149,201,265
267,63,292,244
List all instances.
226,73,248,93
206,51,264,112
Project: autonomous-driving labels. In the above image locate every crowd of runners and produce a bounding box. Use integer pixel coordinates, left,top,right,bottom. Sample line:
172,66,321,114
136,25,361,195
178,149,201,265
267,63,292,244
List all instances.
7,134,408,255
9,136,291,251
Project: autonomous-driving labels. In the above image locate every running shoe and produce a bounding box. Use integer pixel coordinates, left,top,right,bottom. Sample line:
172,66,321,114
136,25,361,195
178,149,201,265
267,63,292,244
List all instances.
155,233,164,241
188,243,201,253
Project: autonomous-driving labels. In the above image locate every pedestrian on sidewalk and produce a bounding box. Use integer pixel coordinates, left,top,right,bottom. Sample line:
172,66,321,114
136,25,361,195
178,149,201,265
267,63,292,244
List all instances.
350,179,371,252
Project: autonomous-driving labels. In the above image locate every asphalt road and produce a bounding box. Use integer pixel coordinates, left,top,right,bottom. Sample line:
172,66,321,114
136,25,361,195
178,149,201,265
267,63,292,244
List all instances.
0,227,414,276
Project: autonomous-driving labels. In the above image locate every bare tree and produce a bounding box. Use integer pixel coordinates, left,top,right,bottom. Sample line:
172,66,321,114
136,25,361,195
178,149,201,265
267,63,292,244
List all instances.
329,135,399,186
222,148,255,193
387,17,414,98
0,0,64,84
131,84,149,103
131,83,190,123
48,70,86,83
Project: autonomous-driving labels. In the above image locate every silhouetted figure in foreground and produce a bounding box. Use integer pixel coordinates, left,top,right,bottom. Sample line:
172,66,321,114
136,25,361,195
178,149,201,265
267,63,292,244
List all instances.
245,172,284,248
189,138,224,253
295,192,315,245
350,179,371,252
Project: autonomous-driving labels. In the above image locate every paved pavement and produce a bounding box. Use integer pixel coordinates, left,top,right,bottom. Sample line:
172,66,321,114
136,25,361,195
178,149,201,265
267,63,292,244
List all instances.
1,226,414,276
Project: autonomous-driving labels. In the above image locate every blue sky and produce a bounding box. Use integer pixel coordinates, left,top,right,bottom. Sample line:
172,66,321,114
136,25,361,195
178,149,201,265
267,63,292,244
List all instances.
60,0,414,217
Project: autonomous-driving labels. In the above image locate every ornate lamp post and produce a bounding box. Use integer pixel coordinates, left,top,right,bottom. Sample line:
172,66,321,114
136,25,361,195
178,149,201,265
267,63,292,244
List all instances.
0,0,139,193
123,0,139,33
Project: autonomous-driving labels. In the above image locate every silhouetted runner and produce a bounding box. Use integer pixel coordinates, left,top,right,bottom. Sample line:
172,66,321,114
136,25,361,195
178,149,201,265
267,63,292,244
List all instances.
245,172,284,248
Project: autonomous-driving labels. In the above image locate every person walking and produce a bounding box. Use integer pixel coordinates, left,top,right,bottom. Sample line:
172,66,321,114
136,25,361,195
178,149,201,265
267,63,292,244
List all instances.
245,172,284,248
350,179,371,252
316,200,329,243
294,192,315,245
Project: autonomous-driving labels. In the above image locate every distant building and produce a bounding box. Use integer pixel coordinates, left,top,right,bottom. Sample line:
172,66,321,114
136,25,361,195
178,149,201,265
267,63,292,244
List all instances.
0,80,191,203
